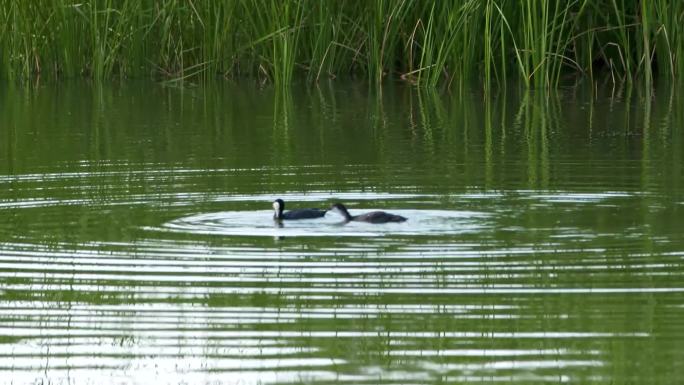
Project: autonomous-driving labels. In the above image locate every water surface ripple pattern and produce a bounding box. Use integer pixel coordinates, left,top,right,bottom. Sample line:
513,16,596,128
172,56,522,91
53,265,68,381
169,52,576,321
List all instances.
1,83,684,384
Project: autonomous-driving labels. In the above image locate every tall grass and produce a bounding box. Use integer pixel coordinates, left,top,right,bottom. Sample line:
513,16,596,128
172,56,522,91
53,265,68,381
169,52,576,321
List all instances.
1,0,684,88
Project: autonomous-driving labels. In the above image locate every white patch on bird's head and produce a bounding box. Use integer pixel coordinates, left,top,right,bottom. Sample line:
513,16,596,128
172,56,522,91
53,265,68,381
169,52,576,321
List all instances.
272,201,283,219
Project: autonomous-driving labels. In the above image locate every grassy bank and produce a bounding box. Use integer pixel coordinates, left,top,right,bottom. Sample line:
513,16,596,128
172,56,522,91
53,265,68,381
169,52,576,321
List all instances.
1,0,683,88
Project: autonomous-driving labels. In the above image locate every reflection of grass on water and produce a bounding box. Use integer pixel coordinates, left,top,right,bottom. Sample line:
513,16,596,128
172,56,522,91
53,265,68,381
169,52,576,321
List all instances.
2,1,684,87
0,336,23,344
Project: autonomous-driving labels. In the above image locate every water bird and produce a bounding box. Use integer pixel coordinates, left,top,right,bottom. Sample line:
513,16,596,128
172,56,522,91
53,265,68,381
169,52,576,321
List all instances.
272,199,327,220
329,203,407,223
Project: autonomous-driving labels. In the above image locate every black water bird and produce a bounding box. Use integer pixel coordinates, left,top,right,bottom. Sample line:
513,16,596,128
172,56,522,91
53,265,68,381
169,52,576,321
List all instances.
329,203,407,223
272,199,327,220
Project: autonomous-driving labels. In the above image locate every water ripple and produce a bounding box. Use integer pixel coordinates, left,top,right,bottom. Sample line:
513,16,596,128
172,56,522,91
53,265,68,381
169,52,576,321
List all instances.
1,174,683,384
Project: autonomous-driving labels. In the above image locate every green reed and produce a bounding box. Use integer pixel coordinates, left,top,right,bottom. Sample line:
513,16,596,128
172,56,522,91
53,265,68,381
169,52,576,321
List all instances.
1,0,684,88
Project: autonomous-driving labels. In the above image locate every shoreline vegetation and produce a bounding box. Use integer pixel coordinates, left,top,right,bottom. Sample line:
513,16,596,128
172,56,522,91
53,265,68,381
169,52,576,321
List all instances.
1,1,682,88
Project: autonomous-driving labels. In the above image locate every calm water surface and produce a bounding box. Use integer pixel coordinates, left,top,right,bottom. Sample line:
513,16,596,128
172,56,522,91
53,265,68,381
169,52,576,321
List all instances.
1,82,683,384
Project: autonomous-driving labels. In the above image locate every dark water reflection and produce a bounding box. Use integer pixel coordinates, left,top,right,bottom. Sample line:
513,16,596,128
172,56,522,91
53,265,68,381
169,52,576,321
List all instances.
1,82,684,384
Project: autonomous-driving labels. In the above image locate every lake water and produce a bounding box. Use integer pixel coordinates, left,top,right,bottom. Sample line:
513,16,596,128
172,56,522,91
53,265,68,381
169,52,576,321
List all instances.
1,81,683,384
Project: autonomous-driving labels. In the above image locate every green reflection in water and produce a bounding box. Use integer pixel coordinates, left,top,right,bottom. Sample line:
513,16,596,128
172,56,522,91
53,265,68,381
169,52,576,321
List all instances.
1,81,684,384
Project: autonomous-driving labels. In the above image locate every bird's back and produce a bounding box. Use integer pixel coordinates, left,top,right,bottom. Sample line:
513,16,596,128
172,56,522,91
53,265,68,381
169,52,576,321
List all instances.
282,208,327,220
353,211,407,223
